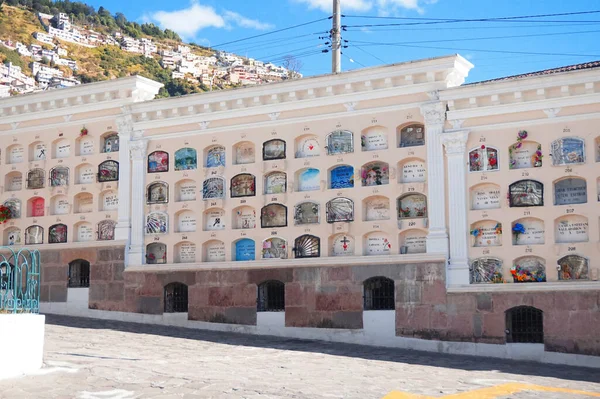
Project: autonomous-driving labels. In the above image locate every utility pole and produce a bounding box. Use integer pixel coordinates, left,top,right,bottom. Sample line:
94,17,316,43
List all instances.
331,0,341,73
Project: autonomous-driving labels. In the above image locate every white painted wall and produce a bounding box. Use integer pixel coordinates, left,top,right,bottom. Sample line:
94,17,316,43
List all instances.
0,314,45,380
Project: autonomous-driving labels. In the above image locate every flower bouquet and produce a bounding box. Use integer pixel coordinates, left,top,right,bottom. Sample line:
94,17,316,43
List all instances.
80,126,88,136
512,222,526,241
0,205,11,224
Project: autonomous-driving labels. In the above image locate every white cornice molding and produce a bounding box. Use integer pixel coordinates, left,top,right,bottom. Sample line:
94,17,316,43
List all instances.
0,114,118,136
457,110,600,132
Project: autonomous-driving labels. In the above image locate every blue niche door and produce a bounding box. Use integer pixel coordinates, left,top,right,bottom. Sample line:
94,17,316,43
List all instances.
330,165,354,189
235,238,256,261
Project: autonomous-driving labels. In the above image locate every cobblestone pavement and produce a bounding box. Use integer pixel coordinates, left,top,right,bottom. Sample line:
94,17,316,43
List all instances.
1,315,599,399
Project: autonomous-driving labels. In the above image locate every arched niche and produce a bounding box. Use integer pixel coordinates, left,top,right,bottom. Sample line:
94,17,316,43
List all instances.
326,130,353,155
101,132,119,153
98,160,119,182
5,171,22,191
175,210,196,233
203,240,226,262
234,238,255,261
76,163,95,184
264,171,286,194
329,234,355,256
555,214,589,243
511,217,545,245
231,174,256,198
74,221,93,242
470,183,501,210
263,139,286,161
296,168,320,192
25,225,44,245
6,144,24,164
470,220,503,247
175,241,196,263
399,229,427,254
550,137,585,165
175,179,197,202
232,206,256,229
174,148,197,170
295,134,320,158
361,161,389,186
146,243,166,264
29,141,47,161
76,134,94,156
326,197,353,223
99,190,118,211
469,146,499,172
470,257,503,284
147,181,168,204
261,237,287,259
50,166,69,187
27,197,45,217
329,165,354,189
557,255,589,281
363,195,390,221
26,168,45,189
512,256,546,283
203,208,225,231
146,212,168,234
74,193,93,214
261,203,287,228
48,223,68,243
203,177,225,199
364,231,392,256
397,194,427,219
148,151,169,173
294,201,319,225
293,234,320,258
509,140,542,169
553,177,587,205
233,141,255,165
52,138,71,159
4,227,22,246
361,126,388,151
398,123,425,148
204,145,226,167
3,199,21,219
50,195,70,215
97,220,116,241
509,180,543,207
398,158,426,183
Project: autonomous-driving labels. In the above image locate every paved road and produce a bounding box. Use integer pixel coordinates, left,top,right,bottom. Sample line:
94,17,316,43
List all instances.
0,315,599,399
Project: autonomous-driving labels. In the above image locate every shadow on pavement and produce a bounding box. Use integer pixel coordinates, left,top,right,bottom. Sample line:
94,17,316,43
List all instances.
45,314,600,384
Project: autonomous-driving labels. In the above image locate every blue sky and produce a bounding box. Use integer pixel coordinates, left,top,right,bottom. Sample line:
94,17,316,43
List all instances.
84,0,600,82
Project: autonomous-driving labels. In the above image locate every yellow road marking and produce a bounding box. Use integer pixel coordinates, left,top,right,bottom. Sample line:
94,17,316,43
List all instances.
383,382,600,399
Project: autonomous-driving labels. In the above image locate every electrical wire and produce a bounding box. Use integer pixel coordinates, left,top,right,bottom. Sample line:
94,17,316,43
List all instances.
343,10,600,21
353,45,386,64
343,22,600,32
342,52,366,68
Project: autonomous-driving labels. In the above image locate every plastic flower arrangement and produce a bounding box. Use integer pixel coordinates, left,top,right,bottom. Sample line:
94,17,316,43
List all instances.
80,126,88,136
490,271,504,284
494,223,502,235
400,207,411,218
470,228,481,238
0,205,11,224
512,223,526,241
511,264,546,283
415,206,426,217
533,144,543,167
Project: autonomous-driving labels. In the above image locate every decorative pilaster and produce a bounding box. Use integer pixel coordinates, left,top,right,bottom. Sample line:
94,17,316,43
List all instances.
128,139,148,266
420,101,448,255
115,114,133,242
441,130,471,286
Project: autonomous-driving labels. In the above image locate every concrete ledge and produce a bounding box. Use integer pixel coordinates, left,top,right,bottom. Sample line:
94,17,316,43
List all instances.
447,281,600,293
0,314,45,380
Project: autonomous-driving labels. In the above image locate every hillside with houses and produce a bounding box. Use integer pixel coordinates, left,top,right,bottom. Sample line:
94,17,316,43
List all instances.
0,3,300,98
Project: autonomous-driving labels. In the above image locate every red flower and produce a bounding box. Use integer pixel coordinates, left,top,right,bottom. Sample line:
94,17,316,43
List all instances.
489,158,497,166
481,145,486,149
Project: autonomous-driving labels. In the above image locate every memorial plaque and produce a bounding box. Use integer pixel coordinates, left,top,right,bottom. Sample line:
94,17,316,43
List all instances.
326,130,353,154
102,191,119,211
174,148,197,170
551,137,585,165
471,221,502,247
48,224,67,243
146,243,166,264
401,160,426,183
331,234,354,256
294,202,319,225
512,218,545,245
471,184,501,210
77,223,93,242
4,199,21,219
103,134,119,153
330,165,354,189
399,124,425,147
398,194,427,219
264,172,286,194
6,174,22,191
53,197,70,215
401,230,427,254
262,237,287,259
203,177,225,199
204,209,225,231
205,241,226,262
365,232,392,256
178,181,197,201
97,220,115,241
55,140,71,158
206,146,226,167
509,141,541,169
33,143,47,160
554,178,587,205
509,180,543,207
231,174,256,197
326,197,353,222
235,142,255,164
27,169,44,189
146,212,168,234
557,255,589,280
361,128,388,151
261,204,287,228
25,225,43,245
9,146,24,163
470,257,503,284
78,165,95,184
148,151,169,173
234,206,256,229
297,168,320,192
364,197,390,221
98,161,119,182
6,228,21,246
30,198,45,217
177,242,196,263
148,182,168,204
235,238,255,261
263,139,286,160
555,216,589,243
361,162,389,186
177,211,196,232
296,135,320,158
79,137,94,155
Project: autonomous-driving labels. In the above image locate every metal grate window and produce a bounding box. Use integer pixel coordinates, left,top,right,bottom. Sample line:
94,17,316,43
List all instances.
506,306,544,343
68,260,90,288
164,283,188,313
257,280,285,312
364,277,395,310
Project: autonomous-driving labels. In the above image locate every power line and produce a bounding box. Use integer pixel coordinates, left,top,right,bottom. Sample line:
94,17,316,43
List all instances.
343,22,600,32
344,19,600,28
342,52,366,68
343,10,600,21
223,32,324,52
212,17,330,48
353,45,386,64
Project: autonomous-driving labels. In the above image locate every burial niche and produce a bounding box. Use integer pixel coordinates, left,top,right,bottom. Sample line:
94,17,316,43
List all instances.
50,195,70,215
261,204,287,228
231,174,256,197
263,139,286,160
361,162,389,186
330,234,355,256
363,196,390,221
470,257,503,284
146,243,166,264
53,139,71,159
3,199,21,219
48,224,68,244
97,220,116,241
470,183,501,210
295,135,320,158
176,179,197,202
512,256,546,283
203,177,225,199
205,145,226,167
174,148,197,170
262,237,287,259
296,168,320,192
100,190,118,211
235,238,255,261
554,178,587,205
293,235,320,258
329,165,354,189
75,222,93,242
557,255,589,281
176,210,196,233
98,160,119,182
27,197,45,217
264,172,286,194
555,215,589,243
361,126,388,151
470,220,503,247
551,137,585,165
399,159,426,183
77,135,94,155
147,182,169,204
175,242,196,263
102,133,119,153
469,146,499,172
146,212,168,234
203,240,226,262
5,172,22,191
5,227,22,246
25,225,43,245
50,166,69,187
26,168,45,189
364,231,392,256
233,141,255,164
509,180,543,207
294,202,319,225
204,208,225,231
148,151,169,173
233,206,256,229
398,124,425,147
326,130,353,155
76,163,95,184
399,229,427,254
397,194,427,219
7,145,24,164
511,218,545,245
509,141,542,169
326,197,354,223
29,142,47,161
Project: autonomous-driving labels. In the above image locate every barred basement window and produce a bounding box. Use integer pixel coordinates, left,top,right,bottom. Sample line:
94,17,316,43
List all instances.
68,259,90,288
364,277,395,310
257,280,285,312
506,306,543,343
164,283,188,313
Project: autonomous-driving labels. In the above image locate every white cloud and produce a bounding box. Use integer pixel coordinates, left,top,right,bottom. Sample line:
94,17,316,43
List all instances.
294,0,373,13
146,1,273,39
294,0,435,14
